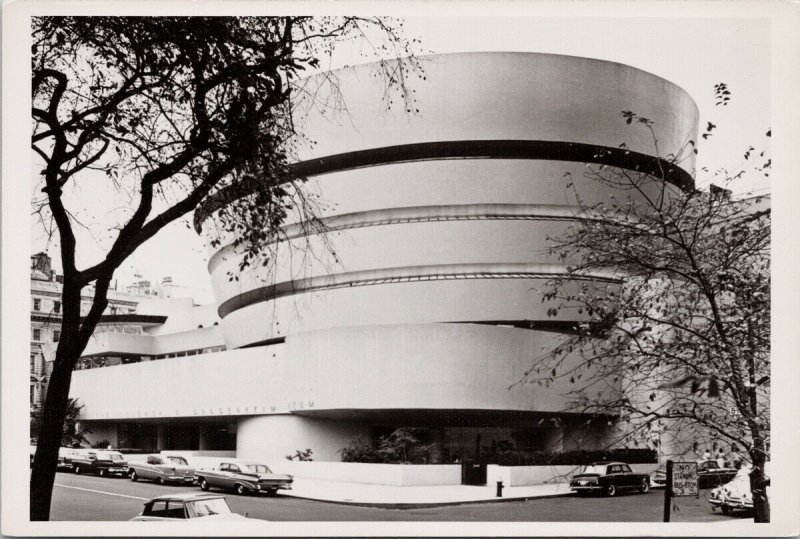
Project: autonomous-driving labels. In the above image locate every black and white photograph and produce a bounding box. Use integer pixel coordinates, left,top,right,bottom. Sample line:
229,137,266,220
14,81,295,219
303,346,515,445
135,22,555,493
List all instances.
3,0,799,536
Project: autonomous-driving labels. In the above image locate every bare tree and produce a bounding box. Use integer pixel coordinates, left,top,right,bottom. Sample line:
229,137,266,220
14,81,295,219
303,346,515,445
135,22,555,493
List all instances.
30,15,420,521
527,114,771,521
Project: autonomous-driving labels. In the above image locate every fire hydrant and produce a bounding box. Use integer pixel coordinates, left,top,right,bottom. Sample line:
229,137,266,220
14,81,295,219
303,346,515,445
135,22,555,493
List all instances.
496,478,504,498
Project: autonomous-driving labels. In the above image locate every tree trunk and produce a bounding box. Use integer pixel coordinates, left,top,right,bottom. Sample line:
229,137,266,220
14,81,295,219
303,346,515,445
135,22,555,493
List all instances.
29,277,100,521
29,335,79,521
749,449,770,523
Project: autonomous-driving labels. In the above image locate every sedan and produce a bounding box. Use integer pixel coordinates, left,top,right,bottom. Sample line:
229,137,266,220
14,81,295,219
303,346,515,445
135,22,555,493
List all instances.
710,463,771,515
569,461,651,496
129,455,196,485
194,459,293,496
130,492,252,521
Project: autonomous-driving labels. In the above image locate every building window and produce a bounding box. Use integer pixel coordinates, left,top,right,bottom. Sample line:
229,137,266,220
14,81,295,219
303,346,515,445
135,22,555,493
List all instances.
53,330,60,343
32,328,41,341
53,301,61,314
33,298,41,312
30,355,36,371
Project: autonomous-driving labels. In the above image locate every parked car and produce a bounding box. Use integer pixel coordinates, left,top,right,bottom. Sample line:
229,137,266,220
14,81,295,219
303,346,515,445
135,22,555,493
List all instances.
128,454,196,485
194,459,293,496
71,449,129,477
57,447,88,472
130,492,252,521
569,462,651,496
651,460,738,489
709,463,771,515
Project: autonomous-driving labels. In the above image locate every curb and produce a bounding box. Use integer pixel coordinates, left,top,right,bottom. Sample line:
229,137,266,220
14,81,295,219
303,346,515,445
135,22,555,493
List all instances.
279,490,575,509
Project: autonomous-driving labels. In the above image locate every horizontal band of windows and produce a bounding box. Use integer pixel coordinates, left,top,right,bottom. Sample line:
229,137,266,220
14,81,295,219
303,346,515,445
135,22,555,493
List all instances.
208,203,583,273
218,263,620,318
195,139,693,231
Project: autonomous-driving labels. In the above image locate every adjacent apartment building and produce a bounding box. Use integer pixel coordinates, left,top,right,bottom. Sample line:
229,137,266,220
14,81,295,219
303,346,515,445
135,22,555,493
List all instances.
67,52,700,462
30,252,173,408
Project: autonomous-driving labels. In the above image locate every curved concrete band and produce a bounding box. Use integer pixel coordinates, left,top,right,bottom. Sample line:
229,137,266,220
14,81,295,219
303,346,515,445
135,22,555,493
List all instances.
195,139,694,232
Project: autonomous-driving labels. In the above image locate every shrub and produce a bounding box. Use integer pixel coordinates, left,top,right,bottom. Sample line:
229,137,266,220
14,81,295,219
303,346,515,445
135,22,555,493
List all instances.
339,436,381,463
339,429,445,464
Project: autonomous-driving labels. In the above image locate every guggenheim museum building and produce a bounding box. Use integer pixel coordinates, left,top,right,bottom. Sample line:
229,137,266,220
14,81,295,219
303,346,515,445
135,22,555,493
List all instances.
69,52,698,462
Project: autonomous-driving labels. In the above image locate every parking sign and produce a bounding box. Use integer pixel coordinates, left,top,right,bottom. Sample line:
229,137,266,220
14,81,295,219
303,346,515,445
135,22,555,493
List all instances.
671,461,699,497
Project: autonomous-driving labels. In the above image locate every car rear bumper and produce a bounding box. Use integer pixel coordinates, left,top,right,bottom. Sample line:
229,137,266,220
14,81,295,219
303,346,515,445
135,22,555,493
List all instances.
570,485,602,492
166,475,196,483
256,483,292,491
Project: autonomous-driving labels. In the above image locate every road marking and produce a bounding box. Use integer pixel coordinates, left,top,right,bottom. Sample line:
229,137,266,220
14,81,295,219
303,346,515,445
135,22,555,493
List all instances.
54,483,148,501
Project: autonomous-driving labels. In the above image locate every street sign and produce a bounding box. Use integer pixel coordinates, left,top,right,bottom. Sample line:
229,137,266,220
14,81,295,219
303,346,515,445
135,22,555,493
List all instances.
671,461,699,497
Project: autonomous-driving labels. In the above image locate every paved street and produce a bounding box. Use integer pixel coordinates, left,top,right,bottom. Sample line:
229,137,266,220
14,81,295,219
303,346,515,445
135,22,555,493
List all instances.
50,472,746,522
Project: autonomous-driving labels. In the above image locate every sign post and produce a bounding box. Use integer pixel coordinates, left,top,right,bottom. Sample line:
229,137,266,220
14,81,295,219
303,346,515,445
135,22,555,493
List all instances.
665,460,699,522
663,460,673,522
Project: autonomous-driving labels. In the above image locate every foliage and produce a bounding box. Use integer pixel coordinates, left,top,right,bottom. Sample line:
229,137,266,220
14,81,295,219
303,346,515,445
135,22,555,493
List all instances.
495,448,657,467
30,15,422,521
339,428,442,464
285,448,314,461
30,398,89,447
339,435,381,463
526,109,770,520
91,439,112,449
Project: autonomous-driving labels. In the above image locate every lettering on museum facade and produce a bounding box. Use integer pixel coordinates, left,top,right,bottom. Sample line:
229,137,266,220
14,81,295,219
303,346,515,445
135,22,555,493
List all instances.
89,400,316,420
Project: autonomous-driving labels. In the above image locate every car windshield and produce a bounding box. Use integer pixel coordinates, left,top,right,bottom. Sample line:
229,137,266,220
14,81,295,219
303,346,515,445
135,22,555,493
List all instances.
166,456,188,465
189,498,232,517
581,465,608,475
244,464,271,474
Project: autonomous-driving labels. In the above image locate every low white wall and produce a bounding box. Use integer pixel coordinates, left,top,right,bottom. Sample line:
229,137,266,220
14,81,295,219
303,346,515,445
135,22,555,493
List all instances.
488,463,662,486
268,461,462,486
121,453,661,486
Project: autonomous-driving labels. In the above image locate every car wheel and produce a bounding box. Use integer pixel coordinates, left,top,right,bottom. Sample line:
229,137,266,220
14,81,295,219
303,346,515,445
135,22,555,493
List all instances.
157,476,166,486
99,469,106,477
721,504,731,515
265,489,278,497
130,470,138,482
640,479,649,494
605,484,617,497
235,484,246,496
73,465,81,475
199,478,209,491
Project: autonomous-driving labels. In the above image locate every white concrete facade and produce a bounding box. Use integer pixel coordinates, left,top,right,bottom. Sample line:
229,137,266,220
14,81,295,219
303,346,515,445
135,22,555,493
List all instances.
71,52,698,463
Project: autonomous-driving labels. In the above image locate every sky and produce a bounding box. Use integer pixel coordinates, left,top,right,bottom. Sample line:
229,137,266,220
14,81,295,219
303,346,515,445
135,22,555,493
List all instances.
31,15,772,305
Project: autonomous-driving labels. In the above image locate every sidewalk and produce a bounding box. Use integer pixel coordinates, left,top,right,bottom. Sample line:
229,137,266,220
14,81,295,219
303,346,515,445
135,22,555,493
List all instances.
281,478,573,507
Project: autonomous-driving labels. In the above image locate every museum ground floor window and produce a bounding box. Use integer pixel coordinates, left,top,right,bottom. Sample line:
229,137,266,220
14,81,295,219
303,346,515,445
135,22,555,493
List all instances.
116,421,236,452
